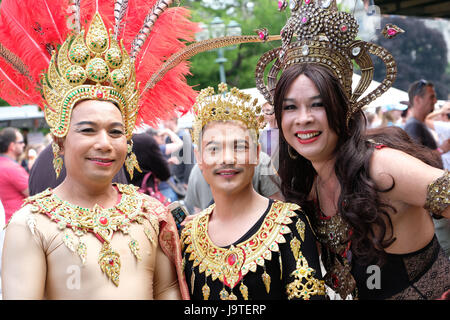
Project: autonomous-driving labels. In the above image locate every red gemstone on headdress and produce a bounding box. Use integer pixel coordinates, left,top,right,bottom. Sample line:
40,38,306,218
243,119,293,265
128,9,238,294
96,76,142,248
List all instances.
387,28,397,36
301,16,308,24
305,0,311,4
258,32,265,40
99,217,108,225
109,259,114,266
96,90,104,98
278,0,283,9
340,24,348,32
228,254,237,265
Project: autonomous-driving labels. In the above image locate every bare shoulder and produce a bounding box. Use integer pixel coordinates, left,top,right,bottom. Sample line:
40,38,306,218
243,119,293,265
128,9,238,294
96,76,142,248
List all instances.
6,204,35,227
4,204,49,249
370,147,443,180
369,147,445,203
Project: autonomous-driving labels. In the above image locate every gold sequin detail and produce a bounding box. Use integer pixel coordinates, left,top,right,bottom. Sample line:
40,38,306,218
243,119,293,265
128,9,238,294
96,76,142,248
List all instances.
424,170,449,217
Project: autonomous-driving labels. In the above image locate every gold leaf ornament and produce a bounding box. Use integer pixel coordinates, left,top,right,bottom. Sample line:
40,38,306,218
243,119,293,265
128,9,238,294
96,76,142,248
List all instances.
98,242,121,286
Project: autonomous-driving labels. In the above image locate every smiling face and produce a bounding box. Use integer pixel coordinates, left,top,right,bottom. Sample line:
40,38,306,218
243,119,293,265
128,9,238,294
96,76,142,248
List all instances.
280,74,338,163
195,121,259,196
59,100,127,185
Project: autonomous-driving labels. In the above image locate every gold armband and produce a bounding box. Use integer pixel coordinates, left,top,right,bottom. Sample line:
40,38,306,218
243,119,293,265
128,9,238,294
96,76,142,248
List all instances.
424,170,449,218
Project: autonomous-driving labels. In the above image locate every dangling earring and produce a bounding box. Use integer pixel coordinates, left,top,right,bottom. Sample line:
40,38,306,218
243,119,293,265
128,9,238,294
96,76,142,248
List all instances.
52,142,63,178
287,145,298,160
125,140,142,180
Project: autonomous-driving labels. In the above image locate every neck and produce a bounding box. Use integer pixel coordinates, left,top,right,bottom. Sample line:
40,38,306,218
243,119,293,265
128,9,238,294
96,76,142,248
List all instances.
411,106,426,122
269,119,277,128
0,152,16,161
312,155,335,177
54,176,117,209
210,183,266,221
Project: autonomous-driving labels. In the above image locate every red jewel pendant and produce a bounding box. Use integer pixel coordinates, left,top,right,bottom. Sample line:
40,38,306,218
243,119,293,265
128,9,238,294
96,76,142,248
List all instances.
96,90,104,99
227,253,237,266
99,217,108,225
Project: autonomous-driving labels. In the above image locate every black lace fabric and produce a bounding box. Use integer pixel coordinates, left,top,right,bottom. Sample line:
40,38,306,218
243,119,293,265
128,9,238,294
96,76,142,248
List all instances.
388,237,450,300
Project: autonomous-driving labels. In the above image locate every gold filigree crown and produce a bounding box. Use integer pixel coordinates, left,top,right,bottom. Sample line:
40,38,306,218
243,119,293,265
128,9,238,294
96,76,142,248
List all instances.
192,83,264,146
255,0,400,123
43,13,138,139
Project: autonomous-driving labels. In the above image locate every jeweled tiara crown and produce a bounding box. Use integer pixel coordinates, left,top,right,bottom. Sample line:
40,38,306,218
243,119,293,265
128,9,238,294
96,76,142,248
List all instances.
255,0,402,124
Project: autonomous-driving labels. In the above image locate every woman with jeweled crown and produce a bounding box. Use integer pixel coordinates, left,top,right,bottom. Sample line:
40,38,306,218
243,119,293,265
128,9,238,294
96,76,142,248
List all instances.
256,0,450,299
0,0,201,299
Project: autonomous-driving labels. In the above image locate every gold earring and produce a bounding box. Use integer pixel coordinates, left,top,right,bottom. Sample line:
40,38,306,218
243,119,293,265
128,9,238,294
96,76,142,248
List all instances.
125,140,142,180
52,142,63,178
287,145,298,160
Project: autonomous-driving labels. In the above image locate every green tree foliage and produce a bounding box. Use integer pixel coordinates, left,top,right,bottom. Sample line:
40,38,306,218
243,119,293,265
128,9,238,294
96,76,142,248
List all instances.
185,0,286,89
372,15,449,100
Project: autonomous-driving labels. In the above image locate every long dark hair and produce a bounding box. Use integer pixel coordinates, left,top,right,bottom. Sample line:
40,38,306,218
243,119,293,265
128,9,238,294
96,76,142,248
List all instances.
273,64,440,264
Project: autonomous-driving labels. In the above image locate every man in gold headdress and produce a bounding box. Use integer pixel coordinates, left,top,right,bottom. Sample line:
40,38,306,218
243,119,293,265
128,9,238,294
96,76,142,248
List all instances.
0,0,197,299
180,83,325,300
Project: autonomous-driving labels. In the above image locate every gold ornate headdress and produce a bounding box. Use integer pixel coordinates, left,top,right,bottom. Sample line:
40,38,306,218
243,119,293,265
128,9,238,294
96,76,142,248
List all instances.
0,0,201,179
43,12,138,140
0,0,289,178
255,0,402,124
192,83,264,146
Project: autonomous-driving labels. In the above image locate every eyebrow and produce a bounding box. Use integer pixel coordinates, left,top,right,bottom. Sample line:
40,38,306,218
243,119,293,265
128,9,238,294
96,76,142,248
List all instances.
205,141,219,148
283,95,321,102
204,139,249,147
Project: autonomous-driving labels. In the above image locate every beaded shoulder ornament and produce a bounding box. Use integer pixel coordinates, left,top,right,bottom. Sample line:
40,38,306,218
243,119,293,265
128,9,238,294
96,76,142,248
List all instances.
255,0,404,125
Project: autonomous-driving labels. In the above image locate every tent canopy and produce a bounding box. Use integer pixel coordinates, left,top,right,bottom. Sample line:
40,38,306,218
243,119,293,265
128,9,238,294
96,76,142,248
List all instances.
375,0,450,18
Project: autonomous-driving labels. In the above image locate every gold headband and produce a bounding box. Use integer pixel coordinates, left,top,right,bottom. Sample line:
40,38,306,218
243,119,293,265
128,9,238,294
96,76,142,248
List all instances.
255,0,402,123
192,83,263,146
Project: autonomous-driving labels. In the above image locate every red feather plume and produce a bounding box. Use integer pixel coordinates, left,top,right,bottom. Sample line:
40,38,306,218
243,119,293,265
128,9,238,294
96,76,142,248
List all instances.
0,0,199,126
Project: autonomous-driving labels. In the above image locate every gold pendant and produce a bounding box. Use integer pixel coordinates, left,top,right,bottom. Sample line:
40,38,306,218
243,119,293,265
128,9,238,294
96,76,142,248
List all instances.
290,237,301,261
144,227,155,246
128,238,141,260
62,229,77,252
296,219,305,242
229,292,238,300
262,270,271,294
219,287,229,300
77,239,87,265
98,242,121,286
239,282,249,300
202,283,210,300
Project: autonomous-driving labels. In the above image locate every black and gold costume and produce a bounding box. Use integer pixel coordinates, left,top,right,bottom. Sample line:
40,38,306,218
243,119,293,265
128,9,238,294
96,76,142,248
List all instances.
312,171,450,300
181,200,325,300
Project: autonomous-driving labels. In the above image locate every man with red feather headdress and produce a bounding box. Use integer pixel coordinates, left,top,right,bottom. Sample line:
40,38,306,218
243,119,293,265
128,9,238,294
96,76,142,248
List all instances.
0,0,198,299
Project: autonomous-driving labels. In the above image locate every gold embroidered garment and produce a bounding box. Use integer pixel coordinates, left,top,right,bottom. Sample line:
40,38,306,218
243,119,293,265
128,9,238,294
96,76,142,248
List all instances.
181,200,325,300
